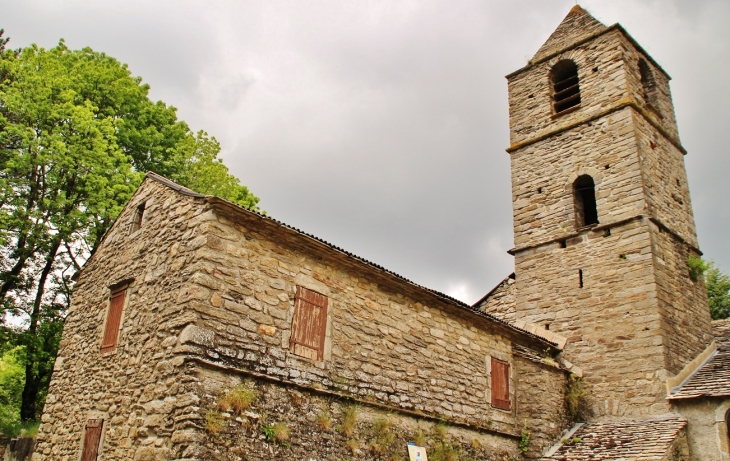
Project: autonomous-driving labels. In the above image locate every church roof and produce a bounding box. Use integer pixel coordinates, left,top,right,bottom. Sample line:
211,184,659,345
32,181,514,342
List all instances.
541,416,687,460
667,319,730,400
531,5,607,62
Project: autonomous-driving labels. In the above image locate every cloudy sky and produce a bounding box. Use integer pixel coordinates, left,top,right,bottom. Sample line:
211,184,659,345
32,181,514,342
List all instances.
3,0,728,304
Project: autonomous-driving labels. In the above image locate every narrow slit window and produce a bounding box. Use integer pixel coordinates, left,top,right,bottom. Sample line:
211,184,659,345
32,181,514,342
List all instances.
101,286,127,354
574,175,598,227
491,357,511,410
129,202,145,234
290,287,328,361
551,60,581,114
81,419,104,461
579,269,584,288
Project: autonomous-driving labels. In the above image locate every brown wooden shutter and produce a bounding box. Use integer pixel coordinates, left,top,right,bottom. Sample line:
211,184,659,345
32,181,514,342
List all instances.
290,287,328,361
80,419,104,461
101,289,126,353
491,357,511,410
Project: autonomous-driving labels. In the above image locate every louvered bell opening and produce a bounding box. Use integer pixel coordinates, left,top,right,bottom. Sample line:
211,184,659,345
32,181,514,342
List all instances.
551,60,581,114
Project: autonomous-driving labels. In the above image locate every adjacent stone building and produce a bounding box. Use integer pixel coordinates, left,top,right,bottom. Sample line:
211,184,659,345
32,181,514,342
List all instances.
34,5,729,461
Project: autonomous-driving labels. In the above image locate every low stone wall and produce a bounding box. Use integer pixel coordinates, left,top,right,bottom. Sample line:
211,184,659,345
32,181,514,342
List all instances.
189,365,522,460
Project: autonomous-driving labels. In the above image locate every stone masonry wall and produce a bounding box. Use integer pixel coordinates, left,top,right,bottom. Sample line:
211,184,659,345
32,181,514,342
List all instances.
513,217,669,418
650,223,713,374
634,112,698,247
172,196,568,456
34,180,211,460
509,107,644,248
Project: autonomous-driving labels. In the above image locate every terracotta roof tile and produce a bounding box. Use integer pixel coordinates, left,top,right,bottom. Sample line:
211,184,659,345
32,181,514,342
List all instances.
541,416,686,460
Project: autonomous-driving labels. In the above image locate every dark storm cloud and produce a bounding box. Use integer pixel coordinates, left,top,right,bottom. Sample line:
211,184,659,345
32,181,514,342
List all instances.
2,0,728,302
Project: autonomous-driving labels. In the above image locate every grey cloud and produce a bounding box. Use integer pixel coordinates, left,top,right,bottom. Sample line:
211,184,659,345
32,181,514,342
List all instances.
2,0,728,302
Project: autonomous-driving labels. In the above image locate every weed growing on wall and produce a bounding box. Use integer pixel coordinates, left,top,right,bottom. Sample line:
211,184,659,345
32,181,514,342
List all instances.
338,405,358,437
316,408,333,431
217,383,258,415
566,374,589,421
204,410,225,435
518,420,530,454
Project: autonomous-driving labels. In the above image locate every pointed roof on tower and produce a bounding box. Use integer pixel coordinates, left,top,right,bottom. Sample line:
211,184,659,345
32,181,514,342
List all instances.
532,5,606,62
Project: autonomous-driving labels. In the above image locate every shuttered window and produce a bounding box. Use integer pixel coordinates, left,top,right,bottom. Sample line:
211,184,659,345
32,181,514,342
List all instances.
491,357,511,410
101,287,126,354
81,419,104,461
290,287,328,361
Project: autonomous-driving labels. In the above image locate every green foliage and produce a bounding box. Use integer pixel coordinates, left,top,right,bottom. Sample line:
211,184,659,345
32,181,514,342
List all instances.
566,374,589,421
705,262,730,320
263,422,290,445
688,255,709,281
518,420,530,454
0,32,260,423
0,346,24,436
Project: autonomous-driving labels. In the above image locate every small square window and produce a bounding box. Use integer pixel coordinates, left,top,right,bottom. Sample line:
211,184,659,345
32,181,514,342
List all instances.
129,202,145,234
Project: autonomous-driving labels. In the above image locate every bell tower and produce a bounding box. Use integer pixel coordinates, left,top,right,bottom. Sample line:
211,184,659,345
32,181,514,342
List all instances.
505,6,713,418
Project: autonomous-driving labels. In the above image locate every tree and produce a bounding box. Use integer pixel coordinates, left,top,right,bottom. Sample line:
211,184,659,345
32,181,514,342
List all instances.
0,35,260,423
706,262,730,320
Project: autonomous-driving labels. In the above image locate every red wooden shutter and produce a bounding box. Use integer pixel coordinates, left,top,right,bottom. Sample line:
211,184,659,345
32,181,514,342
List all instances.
290,287,328,361
81,419,104,461
491,357,511,410
101,289,126,353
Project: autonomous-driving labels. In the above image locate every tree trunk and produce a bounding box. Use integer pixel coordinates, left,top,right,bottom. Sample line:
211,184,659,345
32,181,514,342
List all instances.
19,237,60,422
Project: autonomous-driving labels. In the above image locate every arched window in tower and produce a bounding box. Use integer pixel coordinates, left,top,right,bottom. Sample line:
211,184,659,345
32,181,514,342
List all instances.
574,175,598,227
639,58,661,117
550,60,581,114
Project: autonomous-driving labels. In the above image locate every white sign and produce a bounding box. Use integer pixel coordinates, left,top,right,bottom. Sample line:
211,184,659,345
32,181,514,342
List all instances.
407,443,428,461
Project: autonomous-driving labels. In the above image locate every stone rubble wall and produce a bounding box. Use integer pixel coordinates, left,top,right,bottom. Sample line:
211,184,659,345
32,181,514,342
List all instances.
186,365,523,460
33,180,210,460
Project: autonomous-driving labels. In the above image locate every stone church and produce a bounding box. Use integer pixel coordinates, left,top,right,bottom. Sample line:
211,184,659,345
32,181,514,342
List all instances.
33,6,730,461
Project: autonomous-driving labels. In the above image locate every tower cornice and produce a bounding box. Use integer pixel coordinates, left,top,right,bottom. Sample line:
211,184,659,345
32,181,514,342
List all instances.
505,98,686,155
505,23,671,81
